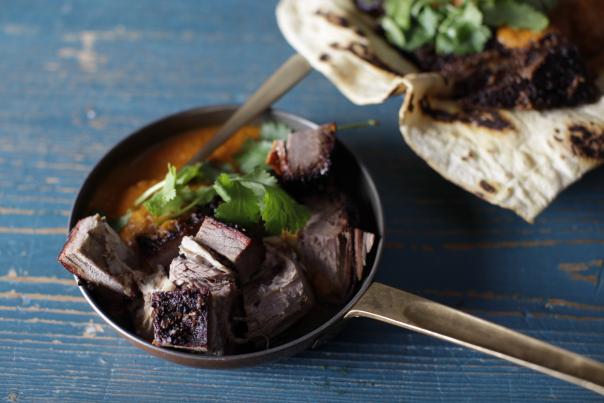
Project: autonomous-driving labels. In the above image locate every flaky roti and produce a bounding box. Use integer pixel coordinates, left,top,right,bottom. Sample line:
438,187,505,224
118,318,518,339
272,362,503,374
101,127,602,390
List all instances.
278,0,604,221
276,0,417,105
399,73,604,222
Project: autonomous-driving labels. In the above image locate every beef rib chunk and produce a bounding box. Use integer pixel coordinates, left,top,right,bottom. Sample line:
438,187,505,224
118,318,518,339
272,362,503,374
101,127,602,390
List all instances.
298,196,375,304
151,287,212,352
136,211,204,270
58,214,139,298
168,236,239,354
266,123,336,182
194,217,264,283
133,268,175,339
243,244,314,339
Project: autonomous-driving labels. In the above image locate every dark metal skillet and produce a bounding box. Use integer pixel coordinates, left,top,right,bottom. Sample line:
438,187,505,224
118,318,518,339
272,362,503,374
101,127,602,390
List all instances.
70,105,604,394
68,52,604,394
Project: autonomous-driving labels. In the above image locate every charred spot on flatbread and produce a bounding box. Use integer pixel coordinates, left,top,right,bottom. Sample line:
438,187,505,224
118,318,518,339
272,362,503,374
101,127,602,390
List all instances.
479,180,498,194
419,98,513,132
354,28,366,38
330,42,400,75
315,10,350,28
568,124,604,160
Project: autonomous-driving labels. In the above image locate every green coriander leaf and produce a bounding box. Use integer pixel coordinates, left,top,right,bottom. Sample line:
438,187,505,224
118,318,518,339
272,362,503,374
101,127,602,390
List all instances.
144,191,182,217
241,167,278,187
436,2,491,55
384,0,413,29
416,4,442,38
238,168,277,198
176,163,201,185
261,186,310,235
213,173,234,202
481,0,549,31
381,15,407,49
134,162,216,207
162,164,178,202
134,181,163,206
235,121,290,173
260,121,291,141
214,176,260,225
235,139,273,173
168,186,217,219
143,164,183,217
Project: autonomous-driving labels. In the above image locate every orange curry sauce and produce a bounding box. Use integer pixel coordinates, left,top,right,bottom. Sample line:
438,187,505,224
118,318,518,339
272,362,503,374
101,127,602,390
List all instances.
88,125,259,244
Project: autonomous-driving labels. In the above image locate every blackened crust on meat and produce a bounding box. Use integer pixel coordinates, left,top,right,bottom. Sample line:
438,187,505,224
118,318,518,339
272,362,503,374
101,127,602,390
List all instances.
419,98,513,131
195,217,264,283
136,211,205,269
169,236,240,352
151,287,210,352
569,124,604,160
266,123,337,182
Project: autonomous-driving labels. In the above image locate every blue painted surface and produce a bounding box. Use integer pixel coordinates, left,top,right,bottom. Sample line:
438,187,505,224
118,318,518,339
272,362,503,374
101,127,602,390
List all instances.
0,0,603,401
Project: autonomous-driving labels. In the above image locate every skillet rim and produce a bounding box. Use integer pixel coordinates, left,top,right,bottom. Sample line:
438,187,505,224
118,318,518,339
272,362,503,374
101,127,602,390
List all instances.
69,104,385,366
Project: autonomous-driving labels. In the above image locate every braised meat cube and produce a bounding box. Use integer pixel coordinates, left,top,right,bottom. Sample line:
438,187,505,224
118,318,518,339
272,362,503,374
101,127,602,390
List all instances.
133,269,175,339
194,217,264,283
136,211,205,270
298,196,375,304
266,123,336,182
58,214,138,298
151,287,212,352
169,236,239,353
243,245,314,339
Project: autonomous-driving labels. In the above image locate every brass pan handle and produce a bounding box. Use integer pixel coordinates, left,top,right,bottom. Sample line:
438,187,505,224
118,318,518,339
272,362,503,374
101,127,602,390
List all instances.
346,282,604,395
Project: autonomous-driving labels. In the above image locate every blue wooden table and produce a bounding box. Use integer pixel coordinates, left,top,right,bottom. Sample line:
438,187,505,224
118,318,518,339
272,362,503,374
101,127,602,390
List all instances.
1,1,603,401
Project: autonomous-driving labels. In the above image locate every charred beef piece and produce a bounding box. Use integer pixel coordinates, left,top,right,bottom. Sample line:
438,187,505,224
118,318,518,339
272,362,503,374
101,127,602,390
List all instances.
136,211,205,270
58,214,139,298
243,244,314,339
298,196,375,304
133,268,176,339
266,123,336,182
151,287,212,352
194,217,264,283
168,236,238,354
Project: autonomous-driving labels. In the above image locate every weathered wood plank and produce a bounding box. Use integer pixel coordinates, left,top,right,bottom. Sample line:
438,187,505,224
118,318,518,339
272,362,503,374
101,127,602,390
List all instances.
0,0,602,401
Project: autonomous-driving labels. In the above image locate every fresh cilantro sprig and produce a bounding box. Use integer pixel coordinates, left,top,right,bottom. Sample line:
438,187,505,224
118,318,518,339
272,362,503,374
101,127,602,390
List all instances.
142,163,217,220
123,158,310,234
134,162,217,206
214,168,310,234
235,121,291,173
378,0,552,55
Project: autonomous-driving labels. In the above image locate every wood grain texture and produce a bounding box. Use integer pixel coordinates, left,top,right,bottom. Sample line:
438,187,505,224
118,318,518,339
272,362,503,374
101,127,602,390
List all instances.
0,0,603,401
